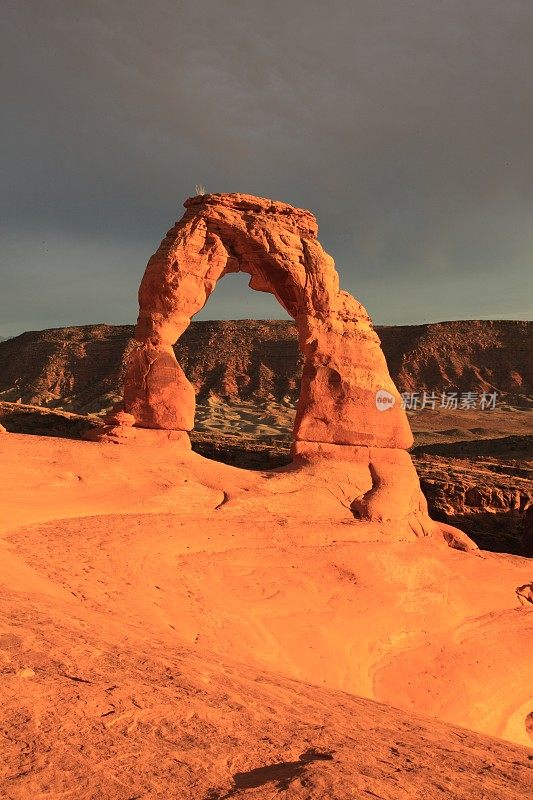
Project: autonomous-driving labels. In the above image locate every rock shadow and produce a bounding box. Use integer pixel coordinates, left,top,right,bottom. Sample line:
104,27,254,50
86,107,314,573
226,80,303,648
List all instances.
206,748,334,798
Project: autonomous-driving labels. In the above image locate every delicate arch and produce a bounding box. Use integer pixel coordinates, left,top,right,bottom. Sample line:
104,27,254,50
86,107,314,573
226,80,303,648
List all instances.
123,193,413,451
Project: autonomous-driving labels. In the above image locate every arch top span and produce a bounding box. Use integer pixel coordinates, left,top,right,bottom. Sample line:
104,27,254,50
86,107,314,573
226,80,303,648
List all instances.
123,192,413,450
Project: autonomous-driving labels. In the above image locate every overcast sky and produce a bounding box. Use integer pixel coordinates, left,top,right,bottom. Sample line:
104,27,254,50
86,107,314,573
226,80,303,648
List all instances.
1,0,532,337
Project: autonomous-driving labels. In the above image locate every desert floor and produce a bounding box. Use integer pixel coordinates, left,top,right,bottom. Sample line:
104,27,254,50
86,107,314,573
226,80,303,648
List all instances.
192,398,532,445
0,431,532,799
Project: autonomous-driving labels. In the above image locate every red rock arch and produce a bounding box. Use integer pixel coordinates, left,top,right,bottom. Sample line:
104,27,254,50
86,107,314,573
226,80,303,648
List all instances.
123,193,412,452
110,193,476,547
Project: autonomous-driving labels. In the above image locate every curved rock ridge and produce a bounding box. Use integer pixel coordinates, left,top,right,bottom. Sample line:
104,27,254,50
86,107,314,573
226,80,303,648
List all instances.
124,192,412,449
119,193,473,546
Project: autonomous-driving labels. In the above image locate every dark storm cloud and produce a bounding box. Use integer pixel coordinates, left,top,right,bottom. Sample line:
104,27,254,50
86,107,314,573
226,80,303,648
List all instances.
1,0,532,336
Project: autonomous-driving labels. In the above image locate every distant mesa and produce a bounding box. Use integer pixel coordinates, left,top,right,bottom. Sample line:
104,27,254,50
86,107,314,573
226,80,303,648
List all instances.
0,319,529,412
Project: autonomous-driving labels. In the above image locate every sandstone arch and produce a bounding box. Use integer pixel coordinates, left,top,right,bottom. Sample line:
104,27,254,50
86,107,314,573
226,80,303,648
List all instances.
115,192,474,547
123,193,412,450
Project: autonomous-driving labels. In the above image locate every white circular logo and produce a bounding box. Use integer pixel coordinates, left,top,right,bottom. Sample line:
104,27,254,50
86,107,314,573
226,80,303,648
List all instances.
375,389,396,412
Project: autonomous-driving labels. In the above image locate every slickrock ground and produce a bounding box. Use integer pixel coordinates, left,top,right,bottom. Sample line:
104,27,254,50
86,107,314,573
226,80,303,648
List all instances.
0,432,532,799
1,399,530,554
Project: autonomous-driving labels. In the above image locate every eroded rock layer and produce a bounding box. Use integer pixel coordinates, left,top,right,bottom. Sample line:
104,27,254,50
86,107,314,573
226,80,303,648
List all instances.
1,320,530,412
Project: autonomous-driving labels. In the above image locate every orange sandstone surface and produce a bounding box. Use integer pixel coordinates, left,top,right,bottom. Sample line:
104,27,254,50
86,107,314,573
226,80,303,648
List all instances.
0,433,532,799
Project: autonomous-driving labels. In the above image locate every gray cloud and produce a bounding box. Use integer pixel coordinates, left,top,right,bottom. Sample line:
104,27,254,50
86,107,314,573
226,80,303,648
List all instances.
1,0,532,336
